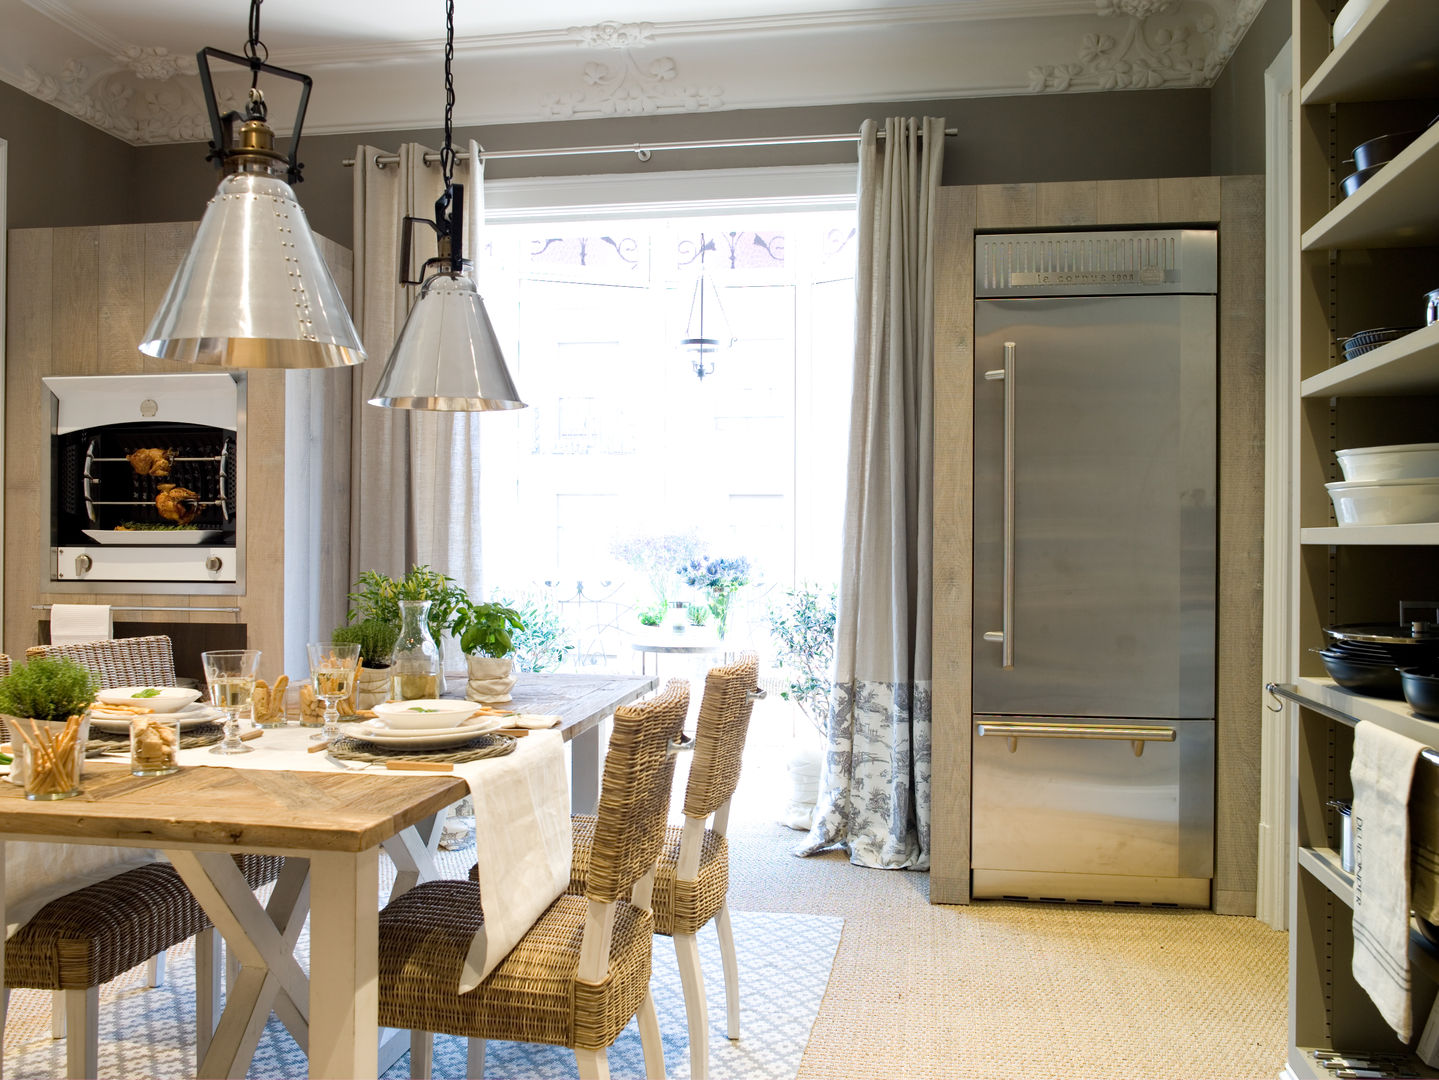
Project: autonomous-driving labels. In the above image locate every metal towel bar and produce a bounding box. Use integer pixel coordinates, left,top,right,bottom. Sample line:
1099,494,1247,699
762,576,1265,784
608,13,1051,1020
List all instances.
33,604,240,614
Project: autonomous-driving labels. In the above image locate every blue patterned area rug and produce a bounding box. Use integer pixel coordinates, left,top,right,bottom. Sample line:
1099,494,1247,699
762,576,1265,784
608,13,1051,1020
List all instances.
4,908,842,1080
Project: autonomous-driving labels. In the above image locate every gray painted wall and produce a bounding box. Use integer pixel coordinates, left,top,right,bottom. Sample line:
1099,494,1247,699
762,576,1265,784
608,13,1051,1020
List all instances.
1211,0,1291,175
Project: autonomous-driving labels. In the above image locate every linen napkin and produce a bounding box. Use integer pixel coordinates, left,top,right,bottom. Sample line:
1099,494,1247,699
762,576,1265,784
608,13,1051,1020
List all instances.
460,728,571,992
510,713,561,729
49,604,111,646
1352,719,1427,1041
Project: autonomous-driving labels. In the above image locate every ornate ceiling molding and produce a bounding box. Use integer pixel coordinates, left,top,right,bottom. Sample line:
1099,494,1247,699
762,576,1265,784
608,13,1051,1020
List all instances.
542,21,723,121
1028,0,1264,93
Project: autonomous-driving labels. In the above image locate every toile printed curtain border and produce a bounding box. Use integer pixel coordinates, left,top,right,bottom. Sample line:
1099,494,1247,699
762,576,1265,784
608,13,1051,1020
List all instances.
798,116,943,870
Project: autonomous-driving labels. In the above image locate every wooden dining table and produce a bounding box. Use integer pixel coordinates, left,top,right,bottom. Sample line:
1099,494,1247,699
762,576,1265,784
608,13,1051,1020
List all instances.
0,670,657,1080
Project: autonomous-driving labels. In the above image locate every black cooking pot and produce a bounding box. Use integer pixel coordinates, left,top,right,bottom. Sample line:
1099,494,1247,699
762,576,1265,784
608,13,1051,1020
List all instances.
1401,669,1439,719
1319,649,1403,697
1341,165,1385,198
1351,129,1421,170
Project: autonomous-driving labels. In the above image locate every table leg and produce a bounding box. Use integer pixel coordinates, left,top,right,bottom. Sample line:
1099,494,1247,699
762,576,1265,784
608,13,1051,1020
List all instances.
382,826,439,902
308,848,379,1080
571,719,604,815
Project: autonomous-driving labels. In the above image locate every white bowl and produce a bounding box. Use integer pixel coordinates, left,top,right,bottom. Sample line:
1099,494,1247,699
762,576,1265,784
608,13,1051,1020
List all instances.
1335,443,1439,482
371,698,476,730
95,685,203,713
1332,0,1370,45
1326,478,1439,525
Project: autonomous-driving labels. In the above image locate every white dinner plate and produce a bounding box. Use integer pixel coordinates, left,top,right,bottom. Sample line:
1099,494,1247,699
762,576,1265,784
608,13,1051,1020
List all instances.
88,703,223,732
345,715,502,749
82,529,226,546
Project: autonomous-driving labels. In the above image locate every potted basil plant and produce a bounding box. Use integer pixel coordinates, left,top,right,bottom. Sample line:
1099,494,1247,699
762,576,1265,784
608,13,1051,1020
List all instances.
331,617,400,710
451,600,525,704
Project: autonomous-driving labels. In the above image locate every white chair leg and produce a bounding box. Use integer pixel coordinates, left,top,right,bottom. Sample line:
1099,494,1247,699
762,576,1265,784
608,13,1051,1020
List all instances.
195,928,222,1069
674,933,709,1080
146,949,166,988
64,986,98,1080
50,989,65,1038
409,1030,433,1079
714,901,741,1040
467,1037,486,1078
637,987,666,1080
576,1047,610,1080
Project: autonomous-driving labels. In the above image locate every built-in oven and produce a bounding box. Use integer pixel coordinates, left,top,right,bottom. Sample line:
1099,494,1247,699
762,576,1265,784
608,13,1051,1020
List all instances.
45,373,245,591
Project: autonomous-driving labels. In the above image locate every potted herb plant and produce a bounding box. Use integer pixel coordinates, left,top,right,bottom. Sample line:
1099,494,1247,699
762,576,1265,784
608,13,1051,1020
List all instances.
451,599,525,703
0,658,98,798
345,564,469,699
331,617,400,709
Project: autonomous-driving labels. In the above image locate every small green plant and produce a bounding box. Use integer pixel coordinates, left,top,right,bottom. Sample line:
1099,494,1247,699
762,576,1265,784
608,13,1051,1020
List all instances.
346,564,466,647
686,603,710,626
767,583,837,735
0,658,97,723
331,618,400,668
451,600,526,658
497,593,575,673
637,604,665,627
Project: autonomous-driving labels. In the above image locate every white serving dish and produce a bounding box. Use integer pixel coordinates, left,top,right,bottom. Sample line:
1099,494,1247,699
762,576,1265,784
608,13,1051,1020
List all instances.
88,703,222,732
95,686,203,713
347,714,500,748
1332,0,1370,45
82,529,225,546
1335,443,1439,482
371,698,477,730
1325,478,1439,525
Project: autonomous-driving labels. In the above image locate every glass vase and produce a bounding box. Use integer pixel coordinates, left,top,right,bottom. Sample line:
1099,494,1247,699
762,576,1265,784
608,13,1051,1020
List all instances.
390,599,442,700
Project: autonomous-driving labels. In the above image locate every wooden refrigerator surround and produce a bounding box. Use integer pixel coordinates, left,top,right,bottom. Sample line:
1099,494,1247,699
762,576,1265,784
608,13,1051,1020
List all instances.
930,175,1265,913
4,221,354,674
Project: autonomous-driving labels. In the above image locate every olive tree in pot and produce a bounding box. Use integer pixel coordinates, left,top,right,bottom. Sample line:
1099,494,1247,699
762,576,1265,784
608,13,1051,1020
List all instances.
766,583,837,831
452,600,525,703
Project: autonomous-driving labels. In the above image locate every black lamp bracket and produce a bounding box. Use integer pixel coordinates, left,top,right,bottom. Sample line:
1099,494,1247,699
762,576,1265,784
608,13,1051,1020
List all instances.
398,182,469,287
197,45,313,186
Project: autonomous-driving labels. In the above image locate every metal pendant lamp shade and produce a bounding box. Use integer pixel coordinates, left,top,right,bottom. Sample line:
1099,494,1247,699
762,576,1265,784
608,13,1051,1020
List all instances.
368,273,524,410
139,172,365,368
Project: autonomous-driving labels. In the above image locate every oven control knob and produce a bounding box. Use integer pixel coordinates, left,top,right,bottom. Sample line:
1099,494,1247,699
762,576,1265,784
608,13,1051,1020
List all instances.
206,556,223,573
75,553,92,576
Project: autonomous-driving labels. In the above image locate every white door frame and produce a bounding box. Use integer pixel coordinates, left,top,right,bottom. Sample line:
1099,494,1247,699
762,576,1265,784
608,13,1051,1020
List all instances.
1257,37,1295,932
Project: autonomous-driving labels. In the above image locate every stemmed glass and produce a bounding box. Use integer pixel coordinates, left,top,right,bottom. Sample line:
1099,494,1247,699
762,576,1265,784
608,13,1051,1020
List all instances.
202,649,261,756
308,642,361,743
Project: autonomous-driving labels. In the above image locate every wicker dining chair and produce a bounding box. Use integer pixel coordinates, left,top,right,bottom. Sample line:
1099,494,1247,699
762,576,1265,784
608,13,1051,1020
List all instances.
380,678,692,1080
14,634,282,1073
565,652,762,1080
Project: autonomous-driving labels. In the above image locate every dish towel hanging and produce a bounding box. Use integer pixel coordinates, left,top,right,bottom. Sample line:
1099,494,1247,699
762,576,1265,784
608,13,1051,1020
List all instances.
1352,719,1427,1041
48,604,111,646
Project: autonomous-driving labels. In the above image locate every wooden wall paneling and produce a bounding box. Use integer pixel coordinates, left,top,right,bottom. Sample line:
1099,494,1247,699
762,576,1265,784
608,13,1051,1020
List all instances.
975,184,1038,230
1159,177,1223,223
140,222,195,375
243,369,287,670
1213,173,1266,916
1034,181,1099,227
97,224,146,375
930,185,977,906
1097,180,1162,225
50,229,99,375
5,229,53,654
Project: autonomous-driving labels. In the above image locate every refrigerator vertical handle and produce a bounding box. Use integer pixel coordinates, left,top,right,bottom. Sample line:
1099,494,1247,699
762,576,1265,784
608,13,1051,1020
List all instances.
982,341,1016,669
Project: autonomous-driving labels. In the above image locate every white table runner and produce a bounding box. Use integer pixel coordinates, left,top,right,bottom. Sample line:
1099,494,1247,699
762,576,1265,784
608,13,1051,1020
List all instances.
172,724,572,989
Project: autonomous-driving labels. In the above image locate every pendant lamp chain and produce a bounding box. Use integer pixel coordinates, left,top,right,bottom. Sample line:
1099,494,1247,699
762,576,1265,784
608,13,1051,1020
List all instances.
439,0,457,192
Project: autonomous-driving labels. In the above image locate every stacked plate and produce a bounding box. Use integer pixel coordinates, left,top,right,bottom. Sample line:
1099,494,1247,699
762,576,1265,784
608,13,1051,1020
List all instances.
88,701,223,733
1339,326,1422,361
1327,442,1439,525
346,700,502,749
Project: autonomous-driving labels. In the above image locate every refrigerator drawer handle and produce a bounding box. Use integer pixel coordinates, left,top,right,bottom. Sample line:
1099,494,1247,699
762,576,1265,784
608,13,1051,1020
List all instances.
982,341,1017,669
976,721,1178,758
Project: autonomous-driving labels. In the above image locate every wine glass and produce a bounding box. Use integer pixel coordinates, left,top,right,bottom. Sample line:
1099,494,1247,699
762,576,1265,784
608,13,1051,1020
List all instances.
202,649,261,756
308,642,361,743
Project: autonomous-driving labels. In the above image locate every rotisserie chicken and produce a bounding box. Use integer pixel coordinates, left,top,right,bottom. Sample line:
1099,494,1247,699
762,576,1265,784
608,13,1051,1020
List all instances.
126,448,173,477
155,483,199,524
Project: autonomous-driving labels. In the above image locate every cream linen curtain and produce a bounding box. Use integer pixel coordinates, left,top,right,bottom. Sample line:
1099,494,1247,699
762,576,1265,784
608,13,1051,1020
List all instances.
799,117,944,870
349,141,487,595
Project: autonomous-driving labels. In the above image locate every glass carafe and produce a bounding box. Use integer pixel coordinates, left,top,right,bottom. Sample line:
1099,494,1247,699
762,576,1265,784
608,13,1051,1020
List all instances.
390,599,442,700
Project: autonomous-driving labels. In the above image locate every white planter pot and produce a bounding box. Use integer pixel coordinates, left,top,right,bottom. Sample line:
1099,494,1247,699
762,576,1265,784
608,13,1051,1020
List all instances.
465,655,517,704
779,741,824,831
355,665,392,710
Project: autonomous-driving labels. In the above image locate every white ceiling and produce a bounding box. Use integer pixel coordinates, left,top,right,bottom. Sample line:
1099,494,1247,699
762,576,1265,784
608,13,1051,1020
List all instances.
0,0,1264,145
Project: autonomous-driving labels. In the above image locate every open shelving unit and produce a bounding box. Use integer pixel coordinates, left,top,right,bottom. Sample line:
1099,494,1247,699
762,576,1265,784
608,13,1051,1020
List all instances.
1285,1,1439,1076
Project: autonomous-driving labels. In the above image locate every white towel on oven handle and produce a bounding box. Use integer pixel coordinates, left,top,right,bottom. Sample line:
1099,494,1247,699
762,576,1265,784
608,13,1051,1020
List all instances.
48,604,111,647
1352,719,1427,1042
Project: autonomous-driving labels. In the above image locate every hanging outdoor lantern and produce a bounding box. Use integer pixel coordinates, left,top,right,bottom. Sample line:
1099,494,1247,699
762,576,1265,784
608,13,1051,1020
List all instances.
140,0,365,369
367,0,525,411
680,234,733,380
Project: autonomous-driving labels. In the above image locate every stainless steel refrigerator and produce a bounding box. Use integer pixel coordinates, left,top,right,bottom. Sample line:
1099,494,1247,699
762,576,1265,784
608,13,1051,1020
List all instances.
970,229,1217,907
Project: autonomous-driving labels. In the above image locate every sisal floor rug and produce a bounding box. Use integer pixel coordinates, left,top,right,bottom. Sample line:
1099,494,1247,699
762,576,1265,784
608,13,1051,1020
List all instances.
2,898,842,1080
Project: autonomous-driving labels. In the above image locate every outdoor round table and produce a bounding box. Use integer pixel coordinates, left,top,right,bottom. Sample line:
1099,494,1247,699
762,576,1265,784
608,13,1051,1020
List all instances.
630,631,724,677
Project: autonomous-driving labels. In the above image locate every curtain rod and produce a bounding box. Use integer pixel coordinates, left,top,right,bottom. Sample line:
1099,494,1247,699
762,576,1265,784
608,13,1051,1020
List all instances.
340,127,958,168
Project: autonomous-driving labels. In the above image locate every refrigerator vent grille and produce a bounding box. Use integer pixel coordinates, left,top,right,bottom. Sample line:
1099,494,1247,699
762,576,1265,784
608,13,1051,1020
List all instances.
978,233,1180,291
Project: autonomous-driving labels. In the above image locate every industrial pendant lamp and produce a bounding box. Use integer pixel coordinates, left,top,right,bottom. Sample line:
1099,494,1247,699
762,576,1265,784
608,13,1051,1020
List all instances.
368,0,525,411
139,0,365,369
680,234,732,381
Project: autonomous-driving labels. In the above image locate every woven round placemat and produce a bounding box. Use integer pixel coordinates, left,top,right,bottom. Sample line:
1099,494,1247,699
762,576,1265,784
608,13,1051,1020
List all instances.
87,723,225,752
328,732,516,764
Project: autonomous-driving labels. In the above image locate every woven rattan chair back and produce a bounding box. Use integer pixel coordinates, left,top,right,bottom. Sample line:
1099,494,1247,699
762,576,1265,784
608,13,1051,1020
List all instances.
26,635,177,686
682,652,760,820
586,678,690,904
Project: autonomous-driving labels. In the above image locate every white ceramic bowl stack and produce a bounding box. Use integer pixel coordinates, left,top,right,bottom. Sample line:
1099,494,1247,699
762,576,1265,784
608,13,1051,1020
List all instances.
95,686,203,713
370,699,478,730
1327,443,1439,525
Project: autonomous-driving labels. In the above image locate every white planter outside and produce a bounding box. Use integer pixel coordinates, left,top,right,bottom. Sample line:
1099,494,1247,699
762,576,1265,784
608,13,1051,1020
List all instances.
355,665,392,710
465,655,517,703
779,740,824,831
